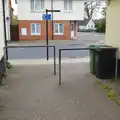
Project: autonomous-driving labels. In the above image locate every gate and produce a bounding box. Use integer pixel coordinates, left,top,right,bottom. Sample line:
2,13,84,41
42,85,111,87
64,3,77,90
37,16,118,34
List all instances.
10,25,19,41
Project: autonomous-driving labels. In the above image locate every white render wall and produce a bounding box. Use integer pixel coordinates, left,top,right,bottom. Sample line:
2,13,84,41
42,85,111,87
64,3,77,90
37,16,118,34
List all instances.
0,0,5,60
105,0,120,58
18,0,84,20
85,19,95,29
5,0,11,41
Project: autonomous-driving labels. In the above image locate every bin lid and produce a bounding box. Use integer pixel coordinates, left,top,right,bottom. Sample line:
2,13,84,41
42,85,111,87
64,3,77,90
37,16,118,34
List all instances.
89,45,118,51
95,46,118,52
89,45,113,50
89,45,98,50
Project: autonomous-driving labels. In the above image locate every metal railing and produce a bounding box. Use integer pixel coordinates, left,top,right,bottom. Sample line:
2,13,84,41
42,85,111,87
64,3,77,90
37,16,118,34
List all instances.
58,47,119,86
4,45,56,75
59,48,89,85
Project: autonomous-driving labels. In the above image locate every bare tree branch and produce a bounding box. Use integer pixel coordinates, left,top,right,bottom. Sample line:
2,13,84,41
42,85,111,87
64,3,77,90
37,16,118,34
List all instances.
84,0,105,19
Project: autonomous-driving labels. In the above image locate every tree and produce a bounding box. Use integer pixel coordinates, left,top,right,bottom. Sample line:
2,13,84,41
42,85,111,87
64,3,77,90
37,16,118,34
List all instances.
84,0,104,19
13,16,18,25
101,6,107,18
95,18,106,33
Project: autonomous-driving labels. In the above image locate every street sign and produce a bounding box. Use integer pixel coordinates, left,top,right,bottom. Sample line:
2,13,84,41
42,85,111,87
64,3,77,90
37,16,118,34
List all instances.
42,14,51,20
47,10,60,12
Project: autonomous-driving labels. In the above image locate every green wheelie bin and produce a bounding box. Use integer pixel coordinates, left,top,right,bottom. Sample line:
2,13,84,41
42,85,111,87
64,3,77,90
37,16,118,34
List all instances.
89,45,97,74
95,46,118,79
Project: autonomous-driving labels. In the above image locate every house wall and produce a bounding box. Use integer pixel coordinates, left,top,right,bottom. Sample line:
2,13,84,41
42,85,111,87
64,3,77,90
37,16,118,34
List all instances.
17,0,84,20
19,20,71,40
8,0,14,25
5,0,11,41
17,0,83,40
105,0,120,57
0,0,5,59
85,19,95,29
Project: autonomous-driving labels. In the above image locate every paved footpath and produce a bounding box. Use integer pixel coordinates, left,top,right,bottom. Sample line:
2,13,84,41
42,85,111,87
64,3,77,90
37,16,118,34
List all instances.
0,62,120,120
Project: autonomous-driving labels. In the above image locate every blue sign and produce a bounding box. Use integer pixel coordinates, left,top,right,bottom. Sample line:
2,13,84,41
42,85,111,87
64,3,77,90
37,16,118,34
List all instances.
42,14,52,20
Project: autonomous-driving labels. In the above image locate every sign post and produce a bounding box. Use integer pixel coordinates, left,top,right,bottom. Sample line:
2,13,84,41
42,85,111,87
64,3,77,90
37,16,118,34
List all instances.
46,9,49,60
43,9,60,60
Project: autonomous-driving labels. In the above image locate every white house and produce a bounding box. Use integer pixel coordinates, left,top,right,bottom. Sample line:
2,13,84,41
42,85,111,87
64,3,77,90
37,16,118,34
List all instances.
0,0,6,82
16,0,84,40
85,19,96,30
4,0,12,41
78,19,96,31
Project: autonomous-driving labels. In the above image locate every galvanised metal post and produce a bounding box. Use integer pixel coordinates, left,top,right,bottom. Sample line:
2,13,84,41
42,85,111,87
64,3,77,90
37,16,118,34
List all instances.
4,45,57,75
53,46,56,75
58,48,89,86
51,0,54,40
46,9,49,60
59,49,61,85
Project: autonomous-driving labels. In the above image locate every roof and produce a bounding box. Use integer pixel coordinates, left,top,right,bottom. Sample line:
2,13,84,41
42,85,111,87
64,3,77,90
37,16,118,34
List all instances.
77,19,89,26
77,19,95,26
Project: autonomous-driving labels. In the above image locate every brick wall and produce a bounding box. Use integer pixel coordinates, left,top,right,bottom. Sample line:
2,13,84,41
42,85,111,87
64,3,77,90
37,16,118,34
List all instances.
19,20,72,40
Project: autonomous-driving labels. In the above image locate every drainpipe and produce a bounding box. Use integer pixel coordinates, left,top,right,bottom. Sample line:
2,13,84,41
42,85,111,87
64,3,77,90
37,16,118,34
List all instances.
2,0,8,60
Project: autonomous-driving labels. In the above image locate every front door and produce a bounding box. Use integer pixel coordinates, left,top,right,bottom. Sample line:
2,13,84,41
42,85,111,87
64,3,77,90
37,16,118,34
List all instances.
71,22,74,39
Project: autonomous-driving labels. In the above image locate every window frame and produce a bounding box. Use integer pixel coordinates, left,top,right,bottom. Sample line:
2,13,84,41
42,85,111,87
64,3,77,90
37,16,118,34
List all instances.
64,0,73,12
54,23,64,35
31,23,41,35
30,0,44,11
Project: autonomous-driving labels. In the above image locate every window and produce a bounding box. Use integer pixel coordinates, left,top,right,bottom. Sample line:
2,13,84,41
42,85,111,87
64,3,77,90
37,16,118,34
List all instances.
64,0,72,11
15,0,17,4
31,23,41,35
54,23,64,35
30,0,44,11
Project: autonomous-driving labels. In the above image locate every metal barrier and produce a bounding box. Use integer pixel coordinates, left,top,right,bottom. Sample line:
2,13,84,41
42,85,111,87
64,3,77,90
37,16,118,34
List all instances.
59,48,89,85
4,45,56,75
58,48,119,86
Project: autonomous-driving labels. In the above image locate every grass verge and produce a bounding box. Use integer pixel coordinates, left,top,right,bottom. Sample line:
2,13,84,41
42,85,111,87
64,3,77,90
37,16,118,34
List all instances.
96,80,120,106
6,61,12,69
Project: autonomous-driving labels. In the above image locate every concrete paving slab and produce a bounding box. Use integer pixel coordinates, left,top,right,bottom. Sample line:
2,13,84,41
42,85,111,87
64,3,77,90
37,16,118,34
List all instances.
0,63,120,120
8,57,90,65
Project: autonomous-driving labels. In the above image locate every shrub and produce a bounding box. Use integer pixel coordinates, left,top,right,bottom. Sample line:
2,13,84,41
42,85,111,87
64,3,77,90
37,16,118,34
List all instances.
95,19,106,33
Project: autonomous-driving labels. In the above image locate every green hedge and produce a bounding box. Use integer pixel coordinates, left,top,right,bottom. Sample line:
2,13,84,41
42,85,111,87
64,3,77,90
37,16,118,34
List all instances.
95,19,106,33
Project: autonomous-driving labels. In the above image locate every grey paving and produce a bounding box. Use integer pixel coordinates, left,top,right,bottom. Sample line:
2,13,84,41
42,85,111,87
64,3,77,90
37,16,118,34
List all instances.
77,32,105,41
0,63,120,120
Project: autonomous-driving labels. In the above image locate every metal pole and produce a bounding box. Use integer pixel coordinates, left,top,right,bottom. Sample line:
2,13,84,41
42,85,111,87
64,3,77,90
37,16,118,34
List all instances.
46,9,49,60
59,49,61,86
53,46,56,75
2,0,8,60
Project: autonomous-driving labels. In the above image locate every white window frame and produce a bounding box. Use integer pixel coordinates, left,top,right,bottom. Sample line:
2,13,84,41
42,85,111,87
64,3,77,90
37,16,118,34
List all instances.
30,0,44,11
31,23,41,35
64,0,73,12
54,23,64,35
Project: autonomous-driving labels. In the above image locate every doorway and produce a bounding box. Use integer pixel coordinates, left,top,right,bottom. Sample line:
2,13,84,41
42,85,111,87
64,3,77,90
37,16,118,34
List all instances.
71,21,74,39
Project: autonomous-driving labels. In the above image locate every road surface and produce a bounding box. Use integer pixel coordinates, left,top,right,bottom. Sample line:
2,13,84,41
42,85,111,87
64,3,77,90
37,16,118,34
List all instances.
7,32,104,59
